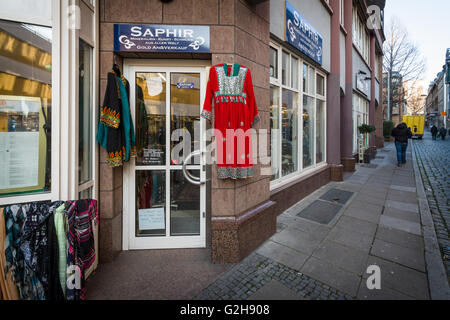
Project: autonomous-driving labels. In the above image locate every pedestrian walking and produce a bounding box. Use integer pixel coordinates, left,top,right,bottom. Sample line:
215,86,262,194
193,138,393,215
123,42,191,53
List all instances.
391,123,412,167
430,125,438,140
439,127,447,140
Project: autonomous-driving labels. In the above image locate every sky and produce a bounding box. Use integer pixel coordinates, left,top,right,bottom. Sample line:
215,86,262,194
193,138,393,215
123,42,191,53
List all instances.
384,0,450,88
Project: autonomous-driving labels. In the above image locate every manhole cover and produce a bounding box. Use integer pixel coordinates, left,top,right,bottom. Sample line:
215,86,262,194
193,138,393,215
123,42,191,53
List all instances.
319,188,354,205
296,200,343,224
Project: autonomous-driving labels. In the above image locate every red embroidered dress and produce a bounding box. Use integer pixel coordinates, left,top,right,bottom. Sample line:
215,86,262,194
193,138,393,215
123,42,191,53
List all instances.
201,64,260,179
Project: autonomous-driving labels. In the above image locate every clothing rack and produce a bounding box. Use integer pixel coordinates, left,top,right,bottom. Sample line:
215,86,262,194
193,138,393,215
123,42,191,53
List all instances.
0,199,98,300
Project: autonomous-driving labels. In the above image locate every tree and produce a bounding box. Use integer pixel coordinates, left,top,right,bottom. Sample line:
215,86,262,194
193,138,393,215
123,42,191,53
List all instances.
403,80,426,115
383,18,426,120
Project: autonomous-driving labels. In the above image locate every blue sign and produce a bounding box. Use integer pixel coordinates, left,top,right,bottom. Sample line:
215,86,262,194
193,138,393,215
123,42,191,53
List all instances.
285,1,323,65
114,24,210,53
177,82,195,89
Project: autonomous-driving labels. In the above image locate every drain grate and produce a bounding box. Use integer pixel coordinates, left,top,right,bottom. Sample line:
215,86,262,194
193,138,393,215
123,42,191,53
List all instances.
360,164,378,168
319,188,354,205
296,200,343,224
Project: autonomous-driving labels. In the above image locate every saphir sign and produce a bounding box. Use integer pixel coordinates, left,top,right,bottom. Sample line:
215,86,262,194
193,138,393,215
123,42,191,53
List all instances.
285,1,323,65
114,24,210,53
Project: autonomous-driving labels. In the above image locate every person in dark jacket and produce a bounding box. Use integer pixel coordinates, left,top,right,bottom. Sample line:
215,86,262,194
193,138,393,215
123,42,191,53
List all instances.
391,123,412,167
430,125,438,140
439,127,447,140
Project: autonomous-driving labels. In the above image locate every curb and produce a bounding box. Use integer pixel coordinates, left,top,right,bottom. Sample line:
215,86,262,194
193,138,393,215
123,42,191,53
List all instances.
411,141,450,300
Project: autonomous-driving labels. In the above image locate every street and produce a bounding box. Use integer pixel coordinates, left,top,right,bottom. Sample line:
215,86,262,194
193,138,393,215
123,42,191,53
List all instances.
413,131,450,282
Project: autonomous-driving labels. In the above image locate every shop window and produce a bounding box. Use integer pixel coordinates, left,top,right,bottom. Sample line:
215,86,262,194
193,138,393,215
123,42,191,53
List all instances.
316,100,326,164
0,19,52,197
282,50,290,86
352,93,369,153
270,85,280,181
302,95,314,168
281,89,298,176
78,39,93,187
270,47,278,79
270,43,327,187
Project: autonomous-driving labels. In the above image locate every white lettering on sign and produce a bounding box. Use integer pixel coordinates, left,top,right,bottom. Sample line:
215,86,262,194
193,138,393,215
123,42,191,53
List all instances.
128,26,196,39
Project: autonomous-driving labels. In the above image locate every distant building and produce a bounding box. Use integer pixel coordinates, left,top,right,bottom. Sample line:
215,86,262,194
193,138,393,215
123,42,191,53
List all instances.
426,49,450,128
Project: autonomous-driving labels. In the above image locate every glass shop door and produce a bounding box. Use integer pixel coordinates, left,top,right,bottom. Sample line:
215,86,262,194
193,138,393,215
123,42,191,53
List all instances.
123,63,207,250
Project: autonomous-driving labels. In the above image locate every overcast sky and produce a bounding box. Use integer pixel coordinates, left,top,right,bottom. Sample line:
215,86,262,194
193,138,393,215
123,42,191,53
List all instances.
384,0,450,86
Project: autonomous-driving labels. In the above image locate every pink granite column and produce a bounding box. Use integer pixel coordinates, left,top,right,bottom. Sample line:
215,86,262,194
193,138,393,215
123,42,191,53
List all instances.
369,33,377,149
328,0,343,181
341,0,355,171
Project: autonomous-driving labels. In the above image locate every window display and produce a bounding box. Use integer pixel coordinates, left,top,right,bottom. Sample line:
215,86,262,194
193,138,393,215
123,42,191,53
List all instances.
0,20,52,196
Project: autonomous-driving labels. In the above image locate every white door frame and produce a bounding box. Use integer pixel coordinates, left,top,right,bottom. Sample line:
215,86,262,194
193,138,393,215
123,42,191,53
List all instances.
122,60,208,250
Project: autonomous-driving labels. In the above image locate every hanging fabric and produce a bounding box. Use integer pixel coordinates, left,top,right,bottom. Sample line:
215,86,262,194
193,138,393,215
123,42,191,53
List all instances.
0,207,20,300
65,199,98,300
201,63,260,179
97,65,136,167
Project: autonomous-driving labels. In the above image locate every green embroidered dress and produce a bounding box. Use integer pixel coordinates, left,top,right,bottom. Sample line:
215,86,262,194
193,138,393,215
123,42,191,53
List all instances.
97,70,136,167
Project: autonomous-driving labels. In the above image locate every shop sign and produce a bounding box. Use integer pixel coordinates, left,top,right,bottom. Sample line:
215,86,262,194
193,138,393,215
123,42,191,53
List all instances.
114,24,210,53
285,1,323,65
177,82,195,89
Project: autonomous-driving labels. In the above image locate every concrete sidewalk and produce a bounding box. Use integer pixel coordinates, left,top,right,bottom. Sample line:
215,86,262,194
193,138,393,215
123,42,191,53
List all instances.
195,142,449,300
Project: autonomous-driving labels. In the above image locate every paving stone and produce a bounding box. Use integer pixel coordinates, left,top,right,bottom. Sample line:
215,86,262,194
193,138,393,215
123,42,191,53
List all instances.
300,257,361,297
386,190,418,204
390,185,417,193
375,227,424,251
312,240,369,276
385,200,419,214
370,238,426,272
382,207,421,224
379,215,421,236
363,256,429,300
357,283,414,300
334,216,378,238
343,206,382,224
271,227,326,255
327,226,375,253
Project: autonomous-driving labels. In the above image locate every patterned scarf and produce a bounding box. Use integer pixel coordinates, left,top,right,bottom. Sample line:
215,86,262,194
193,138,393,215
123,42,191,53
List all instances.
65,200,98,300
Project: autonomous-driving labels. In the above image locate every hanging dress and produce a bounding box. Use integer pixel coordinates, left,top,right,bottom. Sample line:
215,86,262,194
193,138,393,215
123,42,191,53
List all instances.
97,70,136,167
201,63,260,179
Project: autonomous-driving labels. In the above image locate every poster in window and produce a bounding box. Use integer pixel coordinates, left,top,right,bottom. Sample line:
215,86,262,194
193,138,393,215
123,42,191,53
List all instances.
0,95,47,195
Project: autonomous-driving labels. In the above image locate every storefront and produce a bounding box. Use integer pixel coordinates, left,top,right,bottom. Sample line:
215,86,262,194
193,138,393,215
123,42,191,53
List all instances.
0,0,385,271
0,0,99,204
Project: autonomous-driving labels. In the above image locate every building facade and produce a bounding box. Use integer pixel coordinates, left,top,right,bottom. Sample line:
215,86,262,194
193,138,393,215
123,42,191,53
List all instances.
0,0,385,267
426,49,449,129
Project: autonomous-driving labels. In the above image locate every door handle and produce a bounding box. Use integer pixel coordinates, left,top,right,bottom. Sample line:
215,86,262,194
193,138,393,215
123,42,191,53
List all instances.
182,150,206,186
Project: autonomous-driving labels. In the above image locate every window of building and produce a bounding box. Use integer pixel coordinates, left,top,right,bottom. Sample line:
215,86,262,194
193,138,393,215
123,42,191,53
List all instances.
352,93,369,153
352,6,370,64
270,43,327,188
340,0,345,26
0,19,52,198
78,39,94,198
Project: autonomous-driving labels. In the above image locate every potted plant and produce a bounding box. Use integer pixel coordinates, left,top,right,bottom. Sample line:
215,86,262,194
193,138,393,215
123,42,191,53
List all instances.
358,124,376,162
